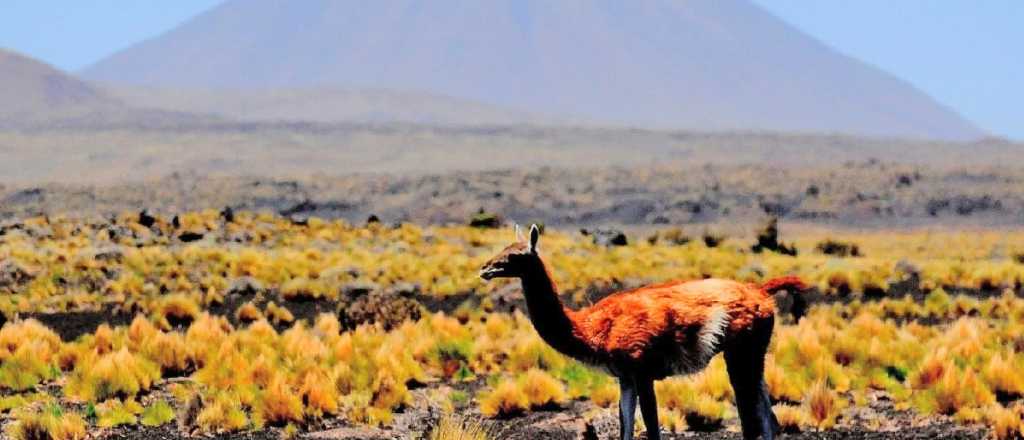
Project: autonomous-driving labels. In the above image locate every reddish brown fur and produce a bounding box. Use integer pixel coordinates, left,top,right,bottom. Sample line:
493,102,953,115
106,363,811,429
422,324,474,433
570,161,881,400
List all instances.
760,276,808,295
569,279,775,360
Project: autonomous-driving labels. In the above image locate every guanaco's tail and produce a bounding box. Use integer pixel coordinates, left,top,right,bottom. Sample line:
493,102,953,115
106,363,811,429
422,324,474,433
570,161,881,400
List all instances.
760,276,808,295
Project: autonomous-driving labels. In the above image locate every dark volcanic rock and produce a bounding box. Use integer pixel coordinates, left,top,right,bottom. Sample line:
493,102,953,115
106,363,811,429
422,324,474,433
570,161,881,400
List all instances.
178,231,204,242
138,209,157,228
92,246,125,262
582,228,628,247
220,206,235,223
340,281,379,299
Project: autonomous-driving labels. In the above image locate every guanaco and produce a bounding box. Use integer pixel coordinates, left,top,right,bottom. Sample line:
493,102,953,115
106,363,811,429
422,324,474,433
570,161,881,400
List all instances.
479,225,806,440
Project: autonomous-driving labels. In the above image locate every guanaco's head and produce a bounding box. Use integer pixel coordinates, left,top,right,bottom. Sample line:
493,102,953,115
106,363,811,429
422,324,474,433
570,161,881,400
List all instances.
479,224,541,280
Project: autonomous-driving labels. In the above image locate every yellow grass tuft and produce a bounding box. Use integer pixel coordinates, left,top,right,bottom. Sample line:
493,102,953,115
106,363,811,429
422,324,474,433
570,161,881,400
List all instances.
141,331,193,375
683,394,731,430
65,347,161,401
96,398,143,428
280,277,327,301
0,338,61,391
589,381,619,408
234,301,262,323
184,314,232,352
197,393,250,433
774,404,811,433
692,358,734,401
5,404,87,440
519,369,567,409
911,348,950,390
928,366,995,416
154,294,201,329
299,369,339,417
140,400,176,427
985,352,1024,400
479,379,529,418
429,415,492,440
657,409,687,433
256,372,304,425
265,301,295,325
0,319,62,360
805,380,841,429
987,404,1024,440
127,315,158,345
764,355,803,403
93,324,115,355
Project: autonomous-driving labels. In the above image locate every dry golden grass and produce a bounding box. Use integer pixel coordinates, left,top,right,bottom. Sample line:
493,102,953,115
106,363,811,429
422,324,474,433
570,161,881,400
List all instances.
988,404,1024,440
235,301,263,323
805,380,841,429
519,369,568,409
479,380,529,418
65,347,161,401
773,404,811,432
985,352,1024,400
429,415,492,440
265,301,295,325
6,212,1024,322
196,393,249,432
4,214,1024,437
5,404,87,440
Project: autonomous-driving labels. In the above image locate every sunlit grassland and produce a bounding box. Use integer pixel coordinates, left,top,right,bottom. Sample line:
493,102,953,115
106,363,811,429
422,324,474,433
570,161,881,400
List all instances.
2,211,1024,317
1,211,1024,438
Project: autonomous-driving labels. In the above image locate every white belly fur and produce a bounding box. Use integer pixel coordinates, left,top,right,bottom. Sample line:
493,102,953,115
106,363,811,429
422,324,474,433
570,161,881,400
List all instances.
666,307,729,375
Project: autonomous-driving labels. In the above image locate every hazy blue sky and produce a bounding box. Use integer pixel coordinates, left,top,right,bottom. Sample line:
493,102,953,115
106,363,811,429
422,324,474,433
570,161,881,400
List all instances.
1,0,1020,139
751,0,1022,140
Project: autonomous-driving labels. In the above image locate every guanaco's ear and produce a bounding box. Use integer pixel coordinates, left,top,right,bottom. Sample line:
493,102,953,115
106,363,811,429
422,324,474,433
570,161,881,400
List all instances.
529,224,540,253
515,224,524,242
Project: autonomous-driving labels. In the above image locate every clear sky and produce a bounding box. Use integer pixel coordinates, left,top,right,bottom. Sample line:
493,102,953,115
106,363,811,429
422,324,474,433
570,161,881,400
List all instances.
0,0,1020,139
752,0,1022,140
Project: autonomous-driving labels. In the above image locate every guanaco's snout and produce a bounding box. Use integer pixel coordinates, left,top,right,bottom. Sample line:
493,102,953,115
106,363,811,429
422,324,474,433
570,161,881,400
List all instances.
478,261,505,280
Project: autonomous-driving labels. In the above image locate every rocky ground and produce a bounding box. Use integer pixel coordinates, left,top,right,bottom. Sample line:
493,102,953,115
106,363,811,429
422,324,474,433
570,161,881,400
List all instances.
95,389,987,440
2,163,1024,229
90,380,988,440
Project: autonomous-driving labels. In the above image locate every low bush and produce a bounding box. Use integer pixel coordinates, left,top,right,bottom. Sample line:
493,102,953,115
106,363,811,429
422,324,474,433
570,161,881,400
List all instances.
5,404,87,440
429,415,492,440
235,301,263,323
140,400,176,427
815,239,861,257
479,379,529,418
65,347,161,401
773,404,810,433
96,398,143,428
805,380,842,429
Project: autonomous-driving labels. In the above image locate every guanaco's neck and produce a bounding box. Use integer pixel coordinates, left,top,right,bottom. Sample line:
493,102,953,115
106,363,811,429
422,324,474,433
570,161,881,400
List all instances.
519,256,592,360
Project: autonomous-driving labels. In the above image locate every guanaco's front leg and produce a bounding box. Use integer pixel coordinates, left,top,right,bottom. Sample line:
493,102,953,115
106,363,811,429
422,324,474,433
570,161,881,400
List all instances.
618,377,638,440
636,376,661,440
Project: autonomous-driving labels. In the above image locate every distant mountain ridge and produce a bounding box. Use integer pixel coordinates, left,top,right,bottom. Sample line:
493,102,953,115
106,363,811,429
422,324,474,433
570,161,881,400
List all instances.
0,48,121,122
0,47,551,129
83,0,984,140
0,48,214,128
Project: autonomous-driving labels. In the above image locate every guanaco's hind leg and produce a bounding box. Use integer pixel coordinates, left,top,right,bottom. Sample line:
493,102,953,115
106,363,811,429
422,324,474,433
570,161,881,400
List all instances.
636,376,661,440
724,315,779,440
619,377,638,440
